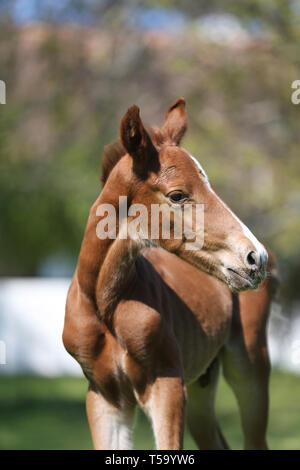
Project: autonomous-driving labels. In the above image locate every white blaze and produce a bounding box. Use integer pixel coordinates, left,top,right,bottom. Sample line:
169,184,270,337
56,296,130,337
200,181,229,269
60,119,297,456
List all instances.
188,152,268,262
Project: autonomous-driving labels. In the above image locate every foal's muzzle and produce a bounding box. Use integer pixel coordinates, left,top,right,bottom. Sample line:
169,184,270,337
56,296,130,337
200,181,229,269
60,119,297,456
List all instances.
225,246,268,292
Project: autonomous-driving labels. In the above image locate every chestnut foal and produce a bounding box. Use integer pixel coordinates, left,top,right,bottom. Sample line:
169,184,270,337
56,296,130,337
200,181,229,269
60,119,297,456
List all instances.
63,98,276,450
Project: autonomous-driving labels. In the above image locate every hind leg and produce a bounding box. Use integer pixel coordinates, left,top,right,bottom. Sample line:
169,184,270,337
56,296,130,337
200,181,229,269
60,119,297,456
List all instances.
221,289,271,450
222,348,270,450
187,358,229,450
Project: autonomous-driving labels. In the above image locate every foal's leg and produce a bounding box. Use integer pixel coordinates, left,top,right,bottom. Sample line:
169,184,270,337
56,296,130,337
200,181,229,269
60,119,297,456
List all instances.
221,345,270,450
86,384,136,450
139,376,186,450
221,289,271,450
187,358,229,450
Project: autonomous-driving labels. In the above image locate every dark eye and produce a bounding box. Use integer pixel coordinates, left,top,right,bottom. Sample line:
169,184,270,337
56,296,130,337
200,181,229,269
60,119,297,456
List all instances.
167,191,188,203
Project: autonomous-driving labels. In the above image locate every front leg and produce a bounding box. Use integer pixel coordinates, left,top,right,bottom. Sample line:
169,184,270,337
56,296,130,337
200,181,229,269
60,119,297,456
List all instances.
86,383,136,450
114,289,186,449
142,376,186,450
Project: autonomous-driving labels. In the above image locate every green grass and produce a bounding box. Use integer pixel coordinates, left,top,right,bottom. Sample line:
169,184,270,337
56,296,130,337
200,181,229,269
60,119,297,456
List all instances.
0,370,299,449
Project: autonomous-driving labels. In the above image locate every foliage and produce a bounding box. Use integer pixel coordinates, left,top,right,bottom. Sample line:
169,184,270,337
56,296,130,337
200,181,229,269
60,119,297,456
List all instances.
0,2,299,303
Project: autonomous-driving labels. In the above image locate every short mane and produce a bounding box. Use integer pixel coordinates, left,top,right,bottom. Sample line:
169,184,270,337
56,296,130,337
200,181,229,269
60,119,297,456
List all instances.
101,139,125,185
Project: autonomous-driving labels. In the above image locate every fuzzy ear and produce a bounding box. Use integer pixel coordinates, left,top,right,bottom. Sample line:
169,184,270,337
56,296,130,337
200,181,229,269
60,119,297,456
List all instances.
120,105,159,178
161,97,187,145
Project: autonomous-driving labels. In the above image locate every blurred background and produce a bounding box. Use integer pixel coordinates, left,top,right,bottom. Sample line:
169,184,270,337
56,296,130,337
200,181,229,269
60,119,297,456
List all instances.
1,0,300,449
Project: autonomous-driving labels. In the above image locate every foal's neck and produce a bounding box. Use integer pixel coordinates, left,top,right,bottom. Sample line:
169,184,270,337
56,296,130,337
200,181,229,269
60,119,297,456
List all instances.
96,231,141,322
77,169,142,322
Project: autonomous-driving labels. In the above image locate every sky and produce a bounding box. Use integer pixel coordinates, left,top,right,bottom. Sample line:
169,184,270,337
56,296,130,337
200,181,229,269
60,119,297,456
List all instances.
10,0,186,30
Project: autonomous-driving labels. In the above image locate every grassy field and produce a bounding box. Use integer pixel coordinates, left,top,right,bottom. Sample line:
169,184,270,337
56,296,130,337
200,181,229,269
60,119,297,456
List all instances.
0,370,299,450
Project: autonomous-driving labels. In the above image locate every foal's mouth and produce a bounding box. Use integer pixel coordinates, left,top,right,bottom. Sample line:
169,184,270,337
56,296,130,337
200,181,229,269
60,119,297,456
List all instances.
226,267,260,292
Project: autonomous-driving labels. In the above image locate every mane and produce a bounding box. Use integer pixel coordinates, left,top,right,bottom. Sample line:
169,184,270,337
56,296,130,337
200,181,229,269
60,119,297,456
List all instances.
101,127,164,186
101,139,125,185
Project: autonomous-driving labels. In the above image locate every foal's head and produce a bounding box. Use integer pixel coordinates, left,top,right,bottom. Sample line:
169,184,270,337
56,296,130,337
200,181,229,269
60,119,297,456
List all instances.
103,98,268,292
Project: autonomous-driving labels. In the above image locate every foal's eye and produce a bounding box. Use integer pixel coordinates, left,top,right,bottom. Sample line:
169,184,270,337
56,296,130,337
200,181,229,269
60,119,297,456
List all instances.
167,191,188,203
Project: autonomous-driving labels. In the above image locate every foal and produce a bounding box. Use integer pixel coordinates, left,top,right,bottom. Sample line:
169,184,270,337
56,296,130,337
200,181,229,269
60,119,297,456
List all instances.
63,98,274,449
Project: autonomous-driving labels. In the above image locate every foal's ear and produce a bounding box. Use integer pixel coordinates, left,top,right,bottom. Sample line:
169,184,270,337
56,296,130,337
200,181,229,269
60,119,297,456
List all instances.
120,105,158,178
161,97,187,145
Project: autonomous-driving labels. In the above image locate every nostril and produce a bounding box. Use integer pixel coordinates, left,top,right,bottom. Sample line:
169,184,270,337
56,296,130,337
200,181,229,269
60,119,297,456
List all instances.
246,250,258,268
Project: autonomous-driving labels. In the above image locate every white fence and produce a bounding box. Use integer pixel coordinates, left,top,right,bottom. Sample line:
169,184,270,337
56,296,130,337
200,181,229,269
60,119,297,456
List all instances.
0,278,82,376
0,278,299,376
